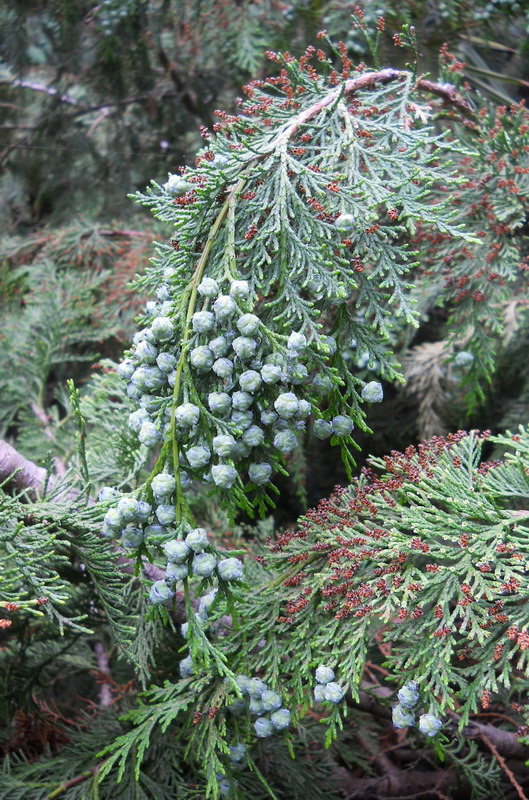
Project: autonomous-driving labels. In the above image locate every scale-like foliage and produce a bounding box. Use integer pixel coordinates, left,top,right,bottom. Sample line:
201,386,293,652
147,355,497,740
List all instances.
3,18,529,800
260,429,529,724
412,68,529,406
120,44,476,533
0,223,153,466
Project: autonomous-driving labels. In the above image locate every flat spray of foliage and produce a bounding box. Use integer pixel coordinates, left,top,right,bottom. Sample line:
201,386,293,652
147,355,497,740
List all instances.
2,18,529,800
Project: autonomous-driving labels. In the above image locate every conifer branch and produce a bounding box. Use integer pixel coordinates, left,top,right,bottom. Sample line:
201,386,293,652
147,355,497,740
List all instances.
257,69,473,150
4,15,529,798
0,438,177,603
478,732,528,800
45,761,107,800
273,68,401,143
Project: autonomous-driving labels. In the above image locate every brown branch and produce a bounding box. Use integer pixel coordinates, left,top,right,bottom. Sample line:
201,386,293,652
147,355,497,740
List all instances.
356,731,403,795
157,48,214,130
86,107,111,138
46,760,108,799
480,731,528,800
65,89,182,119
0,440,49,500
347,684,393,720
336,763,468,800
276,68,402,144
5,79,77,105
415,77,475,116
274,69,475,148
93,640,112,709
463,718,529,761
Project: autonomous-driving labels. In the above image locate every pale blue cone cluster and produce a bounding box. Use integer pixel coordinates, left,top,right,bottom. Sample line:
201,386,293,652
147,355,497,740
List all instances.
392,680,420,729
99,486,163,548
99,473,197,550
313,664,344,704
115,273,357,500
227,674,292,739
148,527,244,605
392,681,442,737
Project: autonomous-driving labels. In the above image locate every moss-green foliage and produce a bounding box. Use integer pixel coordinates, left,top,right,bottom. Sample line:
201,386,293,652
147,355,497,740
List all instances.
0,223,155,465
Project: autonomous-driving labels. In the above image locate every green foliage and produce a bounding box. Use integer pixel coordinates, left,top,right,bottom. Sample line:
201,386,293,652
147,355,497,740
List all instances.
410,78,529,406
0,0,321,231
0,221,153,464
126,46,479,524
2,6,529,800
262,429,529,721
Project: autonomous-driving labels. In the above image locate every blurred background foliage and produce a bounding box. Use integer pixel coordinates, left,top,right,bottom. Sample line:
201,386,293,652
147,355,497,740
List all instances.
1,0,529,493
2,0,528,233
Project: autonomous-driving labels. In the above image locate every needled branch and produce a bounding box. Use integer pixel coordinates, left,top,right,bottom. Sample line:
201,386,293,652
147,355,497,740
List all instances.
0,439,186,620
45,761,108,800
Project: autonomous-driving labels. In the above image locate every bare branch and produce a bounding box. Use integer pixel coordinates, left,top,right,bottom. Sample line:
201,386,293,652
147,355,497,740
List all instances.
5,78,77,105
30,403,67,477
0,440,48,500
416,77,475,116
337,762,468,799
480,731,528,800
93,640,112,708
464,719,529,761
